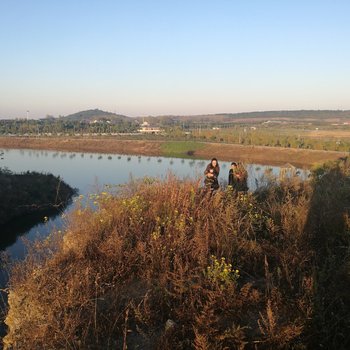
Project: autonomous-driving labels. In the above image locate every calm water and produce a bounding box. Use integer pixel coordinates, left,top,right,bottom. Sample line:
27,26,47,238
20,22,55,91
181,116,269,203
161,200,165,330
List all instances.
0,148,286,259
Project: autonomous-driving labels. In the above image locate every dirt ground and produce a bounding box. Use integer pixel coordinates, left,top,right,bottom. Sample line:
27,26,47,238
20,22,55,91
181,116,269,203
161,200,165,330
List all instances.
0,136,346,168
0,137,162,156
194,142,346,168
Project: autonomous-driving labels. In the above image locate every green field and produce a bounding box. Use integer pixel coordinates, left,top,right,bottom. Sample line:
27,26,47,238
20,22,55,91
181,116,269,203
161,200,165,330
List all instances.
160,141,206,158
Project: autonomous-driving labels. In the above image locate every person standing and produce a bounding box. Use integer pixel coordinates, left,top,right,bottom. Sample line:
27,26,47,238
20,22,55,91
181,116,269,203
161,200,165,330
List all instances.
228,162,239,190
204,158,220,190
228,162,248,191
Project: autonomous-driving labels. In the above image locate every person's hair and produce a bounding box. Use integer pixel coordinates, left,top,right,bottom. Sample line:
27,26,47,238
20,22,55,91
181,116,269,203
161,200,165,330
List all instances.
231,162,237,166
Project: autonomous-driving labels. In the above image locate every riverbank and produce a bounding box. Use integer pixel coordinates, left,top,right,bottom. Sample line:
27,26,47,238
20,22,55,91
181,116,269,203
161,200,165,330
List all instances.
0,136,347,167
0,169,75,226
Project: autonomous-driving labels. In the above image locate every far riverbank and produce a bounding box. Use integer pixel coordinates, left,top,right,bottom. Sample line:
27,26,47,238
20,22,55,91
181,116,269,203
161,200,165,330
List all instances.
0,136,347,167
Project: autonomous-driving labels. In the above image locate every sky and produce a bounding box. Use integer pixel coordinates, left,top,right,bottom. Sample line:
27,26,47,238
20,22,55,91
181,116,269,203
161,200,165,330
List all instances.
1,0,350,118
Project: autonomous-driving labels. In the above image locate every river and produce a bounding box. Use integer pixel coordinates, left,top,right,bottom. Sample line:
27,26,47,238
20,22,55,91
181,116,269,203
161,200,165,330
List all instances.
0,148,291,260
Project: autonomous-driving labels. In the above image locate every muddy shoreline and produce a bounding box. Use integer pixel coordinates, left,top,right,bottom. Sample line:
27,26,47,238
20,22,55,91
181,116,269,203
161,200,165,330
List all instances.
0,136,346,167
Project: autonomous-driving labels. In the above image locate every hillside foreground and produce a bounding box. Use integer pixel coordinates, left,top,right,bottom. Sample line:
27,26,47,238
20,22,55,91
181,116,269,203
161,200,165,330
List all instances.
3,159,350,349
0,136,347,167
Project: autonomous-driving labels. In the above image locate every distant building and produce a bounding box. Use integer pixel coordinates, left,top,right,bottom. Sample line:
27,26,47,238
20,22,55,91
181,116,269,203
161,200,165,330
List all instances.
138,121,162,134
89,119,111,124
262,120,283,125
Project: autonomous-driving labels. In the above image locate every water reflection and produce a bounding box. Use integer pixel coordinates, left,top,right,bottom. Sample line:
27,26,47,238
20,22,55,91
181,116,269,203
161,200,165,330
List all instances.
0,204,69,251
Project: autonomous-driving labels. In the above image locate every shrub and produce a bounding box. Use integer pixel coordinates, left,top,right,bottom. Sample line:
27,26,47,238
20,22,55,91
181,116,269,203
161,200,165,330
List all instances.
4,160,350,349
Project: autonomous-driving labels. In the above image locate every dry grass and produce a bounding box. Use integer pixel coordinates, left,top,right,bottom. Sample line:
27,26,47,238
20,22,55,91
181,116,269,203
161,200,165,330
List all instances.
305,129,350,139
3,159,350,349
194,142,347,167
0,137,163,157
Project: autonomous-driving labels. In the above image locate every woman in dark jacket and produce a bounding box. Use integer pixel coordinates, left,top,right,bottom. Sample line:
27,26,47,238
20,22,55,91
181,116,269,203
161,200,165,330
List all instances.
204,158,220,190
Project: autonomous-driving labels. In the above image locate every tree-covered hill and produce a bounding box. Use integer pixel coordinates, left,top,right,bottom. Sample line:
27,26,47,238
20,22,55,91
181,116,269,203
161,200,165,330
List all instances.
145,109,350,125
61,109,132,123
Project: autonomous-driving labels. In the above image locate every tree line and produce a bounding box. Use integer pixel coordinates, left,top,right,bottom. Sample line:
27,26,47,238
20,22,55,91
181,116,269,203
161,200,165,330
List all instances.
0,118,138,135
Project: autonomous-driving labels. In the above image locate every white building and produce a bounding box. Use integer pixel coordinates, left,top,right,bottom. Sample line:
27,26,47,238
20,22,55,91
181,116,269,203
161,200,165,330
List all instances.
138,121,162,134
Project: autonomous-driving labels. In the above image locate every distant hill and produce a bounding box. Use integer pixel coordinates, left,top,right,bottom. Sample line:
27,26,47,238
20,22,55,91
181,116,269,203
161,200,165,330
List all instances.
61,109,132,123
144,110,350,124
59,109,350,125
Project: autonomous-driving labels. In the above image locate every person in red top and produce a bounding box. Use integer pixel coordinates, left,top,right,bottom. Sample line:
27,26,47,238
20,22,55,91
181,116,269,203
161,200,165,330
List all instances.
204,158,220,190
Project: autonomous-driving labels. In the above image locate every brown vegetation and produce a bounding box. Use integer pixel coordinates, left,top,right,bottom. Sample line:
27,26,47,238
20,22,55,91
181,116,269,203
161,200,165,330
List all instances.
305,129,350,139
0,137,162,157
193,142,345,167
4,158,350,349
0,136,346,167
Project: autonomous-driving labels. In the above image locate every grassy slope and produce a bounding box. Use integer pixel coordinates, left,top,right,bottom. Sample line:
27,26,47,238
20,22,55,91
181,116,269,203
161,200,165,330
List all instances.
4,159,350,349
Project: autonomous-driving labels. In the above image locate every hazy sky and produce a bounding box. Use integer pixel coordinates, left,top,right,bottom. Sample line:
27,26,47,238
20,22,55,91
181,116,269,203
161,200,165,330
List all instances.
1,0,350,118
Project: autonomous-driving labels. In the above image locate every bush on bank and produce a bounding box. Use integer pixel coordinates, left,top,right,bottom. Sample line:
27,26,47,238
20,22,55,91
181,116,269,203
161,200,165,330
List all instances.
0,168,75,226
3,159,350,349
